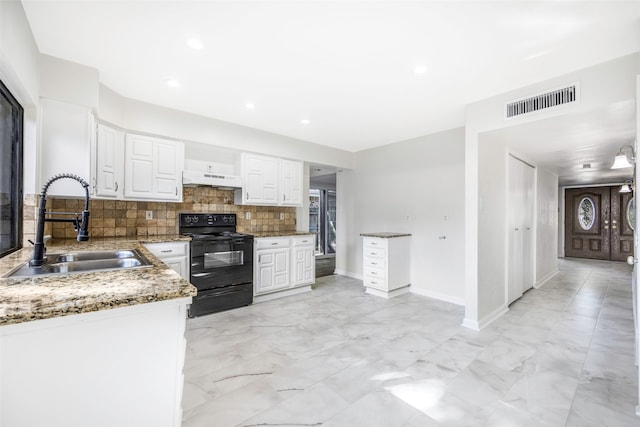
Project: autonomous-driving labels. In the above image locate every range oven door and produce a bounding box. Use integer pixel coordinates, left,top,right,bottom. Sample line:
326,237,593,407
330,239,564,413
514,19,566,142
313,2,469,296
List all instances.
189,237,254,291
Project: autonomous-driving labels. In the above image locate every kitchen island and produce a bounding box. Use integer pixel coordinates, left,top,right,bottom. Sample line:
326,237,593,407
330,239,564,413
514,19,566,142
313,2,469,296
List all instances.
0,236,197,427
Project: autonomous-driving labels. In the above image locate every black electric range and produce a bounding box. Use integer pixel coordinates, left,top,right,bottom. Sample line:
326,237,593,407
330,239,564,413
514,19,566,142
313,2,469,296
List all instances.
179,213,254,317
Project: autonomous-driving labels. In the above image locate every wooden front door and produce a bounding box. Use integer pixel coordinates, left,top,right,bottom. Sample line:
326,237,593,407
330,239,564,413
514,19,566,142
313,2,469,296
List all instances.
565,186,634,261
611,190,634,262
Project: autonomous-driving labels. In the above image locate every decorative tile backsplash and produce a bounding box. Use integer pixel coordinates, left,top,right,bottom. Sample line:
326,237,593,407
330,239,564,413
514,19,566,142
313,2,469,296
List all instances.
23,187,297,244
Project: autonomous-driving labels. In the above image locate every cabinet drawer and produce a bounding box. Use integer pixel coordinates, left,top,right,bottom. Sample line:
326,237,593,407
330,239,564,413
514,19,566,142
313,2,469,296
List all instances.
363,247,386,259
256,237,290,249
363,256,386,269
364,265,386,279
145,241,188,258
364,276,387,291
364,238,387,250
292,236,314,246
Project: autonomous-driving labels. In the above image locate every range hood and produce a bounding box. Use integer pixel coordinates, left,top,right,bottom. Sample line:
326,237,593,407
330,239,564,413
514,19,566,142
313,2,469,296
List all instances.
182,170,242,189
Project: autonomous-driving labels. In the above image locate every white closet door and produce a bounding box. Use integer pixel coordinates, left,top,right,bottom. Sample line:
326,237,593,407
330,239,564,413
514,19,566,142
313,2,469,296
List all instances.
508,156,524,304
521,162,536,291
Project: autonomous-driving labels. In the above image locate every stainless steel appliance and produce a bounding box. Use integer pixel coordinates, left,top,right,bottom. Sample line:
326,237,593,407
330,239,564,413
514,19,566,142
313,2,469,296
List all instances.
179,213,254,317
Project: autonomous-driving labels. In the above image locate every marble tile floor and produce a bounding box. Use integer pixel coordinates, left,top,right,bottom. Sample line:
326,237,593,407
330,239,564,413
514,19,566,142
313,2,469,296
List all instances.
182,258,639,427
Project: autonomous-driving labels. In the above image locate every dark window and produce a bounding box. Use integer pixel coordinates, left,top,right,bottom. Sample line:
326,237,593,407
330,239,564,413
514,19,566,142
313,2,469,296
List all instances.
0,80,23,258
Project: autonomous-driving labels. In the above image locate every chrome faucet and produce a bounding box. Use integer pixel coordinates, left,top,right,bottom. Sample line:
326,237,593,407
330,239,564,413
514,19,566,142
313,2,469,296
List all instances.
30,173,90,267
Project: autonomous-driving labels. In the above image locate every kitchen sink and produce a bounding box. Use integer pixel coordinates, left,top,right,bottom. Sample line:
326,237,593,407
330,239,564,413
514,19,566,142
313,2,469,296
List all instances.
55,250,139,262
6,248,153,278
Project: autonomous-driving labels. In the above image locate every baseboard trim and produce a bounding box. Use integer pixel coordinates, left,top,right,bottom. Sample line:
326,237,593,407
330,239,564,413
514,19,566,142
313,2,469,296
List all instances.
365,285,410,299
462,304,509,331
253,285,312,304
410,287,464,306
533,269,559,289
334,269,362,280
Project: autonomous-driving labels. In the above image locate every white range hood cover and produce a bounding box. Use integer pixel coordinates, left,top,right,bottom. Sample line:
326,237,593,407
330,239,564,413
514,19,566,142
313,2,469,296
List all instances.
182,170,242,189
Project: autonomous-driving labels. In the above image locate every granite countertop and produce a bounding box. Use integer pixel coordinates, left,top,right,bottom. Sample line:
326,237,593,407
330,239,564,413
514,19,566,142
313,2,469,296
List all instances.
252,231,315,238
0,236,196,327
360,232,412,238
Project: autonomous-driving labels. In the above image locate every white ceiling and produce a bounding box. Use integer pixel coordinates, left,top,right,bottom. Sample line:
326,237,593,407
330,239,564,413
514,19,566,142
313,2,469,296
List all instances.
21,1,640,184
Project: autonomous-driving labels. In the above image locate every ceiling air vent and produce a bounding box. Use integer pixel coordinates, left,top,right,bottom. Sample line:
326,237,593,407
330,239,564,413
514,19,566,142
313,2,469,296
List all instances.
506,84,578,119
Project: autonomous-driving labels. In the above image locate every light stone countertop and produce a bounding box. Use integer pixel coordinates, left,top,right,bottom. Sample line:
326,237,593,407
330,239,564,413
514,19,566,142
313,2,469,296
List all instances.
252,231,315,238
360,232,412,238
0,235,196,327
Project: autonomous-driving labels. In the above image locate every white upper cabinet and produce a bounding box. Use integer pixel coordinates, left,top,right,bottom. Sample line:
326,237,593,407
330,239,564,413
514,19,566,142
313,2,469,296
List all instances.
124,133,184,201
39,99,94,197
235,153,303,207
93,123,124,199
235,153,279,205
280,159,303,206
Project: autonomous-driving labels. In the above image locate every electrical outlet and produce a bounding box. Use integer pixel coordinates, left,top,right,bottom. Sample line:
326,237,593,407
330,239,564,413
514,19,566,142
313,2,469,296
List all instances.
280,213,285,220
245,212,251,220
146,210,153,220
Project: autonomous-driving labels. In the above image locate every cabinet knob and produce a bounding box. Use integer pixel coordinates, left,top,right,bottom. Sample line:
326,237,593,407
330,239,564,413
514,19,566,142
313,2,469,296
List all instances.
161,249,173,253
271,242,278,245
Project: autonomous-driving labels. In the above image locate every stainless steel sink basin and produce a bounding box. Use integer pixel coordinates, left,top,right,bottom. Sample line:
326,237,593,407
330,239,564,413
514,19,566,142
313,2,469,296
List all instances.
6,248,153,278
55,250,139,262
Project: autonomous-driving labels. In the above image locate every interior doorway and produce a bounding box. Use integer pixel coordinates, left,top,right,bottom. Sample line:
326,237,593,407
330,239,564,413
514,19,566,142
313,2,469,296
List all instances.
564,186,634,262
309,170,336,277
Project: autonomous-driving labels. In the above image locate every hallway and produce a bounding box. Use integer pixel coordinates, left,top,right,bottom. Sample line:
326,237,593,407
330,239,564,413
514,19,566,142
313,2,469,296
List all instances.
182,258,638,426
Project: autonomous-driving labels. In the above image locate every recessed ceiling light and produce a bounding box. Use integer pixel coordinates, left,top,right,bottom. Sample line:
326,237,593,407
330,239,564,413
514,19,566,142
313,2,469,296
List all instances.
414,65,428,75
166,79,180,88
300,119,310,125
186,38,204,50
245,103,255,110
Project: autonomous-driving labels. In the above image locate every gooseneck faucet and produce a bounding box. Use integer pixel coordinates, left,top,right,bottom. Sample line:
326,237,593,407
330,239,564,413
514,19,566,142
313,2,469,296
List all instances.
30,173,91,267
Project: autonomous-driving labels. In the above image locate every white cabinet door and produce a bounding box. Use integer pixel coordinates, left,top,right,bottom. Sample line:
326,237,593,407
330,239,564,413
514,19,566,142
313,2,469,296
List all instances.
144,241,189,280
94,123,124,198
281,159,303,206
292,236,315,286
292,246,314,286
255,248,290,294
39,99,93,197
125,133,184,201
237,153,279,205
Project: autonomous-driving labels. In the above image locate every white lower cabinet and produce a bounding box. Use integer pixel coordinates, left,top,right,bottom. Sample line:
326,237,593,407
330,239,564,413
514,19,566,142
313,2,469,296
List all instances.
0,298,191,427
362,235,411,298
254,235,315,300
292,236,315,286
144,241,190,280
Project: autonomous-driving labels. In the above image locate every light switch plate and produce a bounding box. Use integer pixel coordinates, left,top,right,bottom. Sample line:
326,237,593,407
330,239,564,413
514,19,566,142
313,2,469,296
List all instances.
146,210,153,220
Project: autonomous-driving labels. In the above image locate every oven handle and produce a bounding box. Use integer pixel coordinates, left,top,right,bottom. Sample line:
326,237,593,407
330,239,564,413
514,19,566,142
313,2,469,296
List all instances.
198,288,249,299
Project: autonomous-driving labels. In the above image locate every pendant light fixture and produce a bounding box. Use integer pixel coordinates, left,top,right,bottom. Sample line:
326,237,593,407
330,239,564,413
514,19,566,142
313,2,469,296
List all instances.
620,180,633,193
611,143,636,169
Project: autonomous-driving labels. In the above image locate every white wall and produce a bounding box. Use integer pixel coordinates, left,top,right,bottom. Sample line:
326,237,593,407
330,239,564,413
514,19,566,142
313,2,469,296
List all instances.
97,90,353,170
339,127,465,304
465,52,640,329
536,167,559,285
0,0,40,195
40,55,99,109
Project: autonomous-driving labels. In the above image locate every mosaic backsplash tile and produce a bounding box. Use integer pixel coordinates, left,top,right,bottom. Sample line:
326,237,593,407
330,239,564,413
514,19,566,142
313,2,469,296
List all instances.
23,187,297,242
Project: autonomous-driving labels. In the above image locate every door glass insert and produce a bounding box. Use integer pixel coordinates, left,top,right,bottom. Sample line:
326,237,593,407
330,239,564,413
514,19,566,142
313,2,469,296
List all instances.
578,197,596,230
627,197,635,231
204,251,243,268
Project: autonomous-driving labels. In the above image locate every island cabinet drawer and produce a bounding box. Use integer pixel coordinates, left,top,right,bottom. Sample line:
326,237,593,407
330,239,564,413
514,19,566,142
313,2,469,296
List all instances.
364,275,387,291
145,241,188,258
256,237,290,250
364,265,385,279
363,237,387,250
364,256,386,269
291,236,314,246
363,247,386,259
